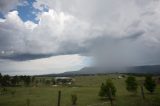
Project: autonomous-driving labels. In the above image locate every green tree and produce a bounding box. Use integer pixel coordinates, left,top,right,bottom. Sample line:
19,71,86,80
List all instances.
125,76,138,94
144,76,156,93
99,79,116,98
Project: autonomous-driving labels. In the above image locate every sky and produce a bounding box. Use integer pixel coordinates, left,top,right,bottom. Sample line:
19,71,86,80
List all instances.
0,0,160,75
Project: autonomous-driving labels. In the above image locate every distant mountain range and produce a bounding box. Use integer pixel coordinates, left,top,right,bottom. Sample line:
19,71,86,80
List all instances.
63,65,160,75
38,65,160,77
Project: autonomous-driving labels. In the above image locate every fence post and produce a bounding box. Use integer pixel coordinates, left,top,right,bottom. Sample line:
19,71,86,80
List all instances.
109,88,113,106
140,86,145,100
57,90,61,106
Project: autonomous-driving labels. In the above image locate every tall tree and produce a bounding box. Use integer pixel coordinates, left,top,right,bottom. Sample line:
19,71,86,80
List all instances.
144,76,156,93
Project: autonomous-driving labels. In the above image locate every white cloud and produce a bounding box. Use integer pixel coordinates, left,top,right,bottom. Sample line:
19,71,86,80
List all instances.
0,18,5,22
0,0,27,14
24,21,37,30
0,54,90,75
0,9,91,55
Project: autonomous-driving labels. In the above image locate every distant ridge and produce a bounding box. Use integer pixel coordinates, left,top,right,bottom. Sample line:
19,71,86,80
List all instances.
37,65,160,77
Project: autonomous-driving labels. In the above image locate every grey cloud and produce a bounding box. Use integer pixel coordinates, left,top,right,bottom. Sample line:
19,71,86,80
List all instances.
123,30,145,40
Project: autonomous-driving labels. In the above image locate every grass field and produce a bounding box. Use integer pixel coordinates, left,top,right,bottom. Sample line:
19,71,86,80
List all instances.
0,75,160,106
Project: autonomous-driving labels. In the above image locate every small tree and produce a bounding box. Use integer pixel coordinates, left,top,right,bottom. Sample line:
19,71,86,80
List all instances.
125,76,138,94
144,76,156,93
99,79,116,98
71,94,77,106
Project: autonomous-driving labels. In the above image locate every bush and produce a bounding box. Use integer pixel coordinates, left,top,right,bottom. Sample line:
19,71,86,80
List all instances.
144,76,156,93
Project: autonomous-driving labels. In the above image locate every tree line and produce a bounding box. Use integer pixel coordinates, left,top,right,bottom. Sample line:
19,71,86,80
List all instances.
0,73,57,87
0,73,34,87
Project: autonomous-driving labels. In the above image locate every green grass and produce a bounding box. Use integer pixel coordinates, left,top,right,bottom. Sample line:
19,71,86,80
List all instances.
0,75,160,106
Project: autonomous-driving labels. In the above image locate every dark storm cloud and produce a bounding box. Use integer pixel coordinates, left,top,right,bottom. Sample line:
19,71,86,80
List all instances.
0,53,52,61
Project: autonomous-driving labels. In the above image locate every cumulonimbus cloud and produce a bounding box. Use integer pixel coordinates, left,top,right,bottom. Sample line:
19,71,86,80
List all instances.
0,0,160,66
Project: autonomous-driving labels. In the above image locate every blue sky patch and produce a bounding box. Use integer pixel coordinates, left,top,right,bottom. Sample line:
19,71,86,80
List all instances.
0,0,49,24
17,0,39,23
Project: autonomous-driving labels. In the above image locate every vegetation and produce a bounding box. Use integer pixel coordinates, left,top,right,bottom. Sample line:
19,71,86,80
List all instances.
125,76,138,94
144,75,156,93
0,74,33,87
0,74,160,106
